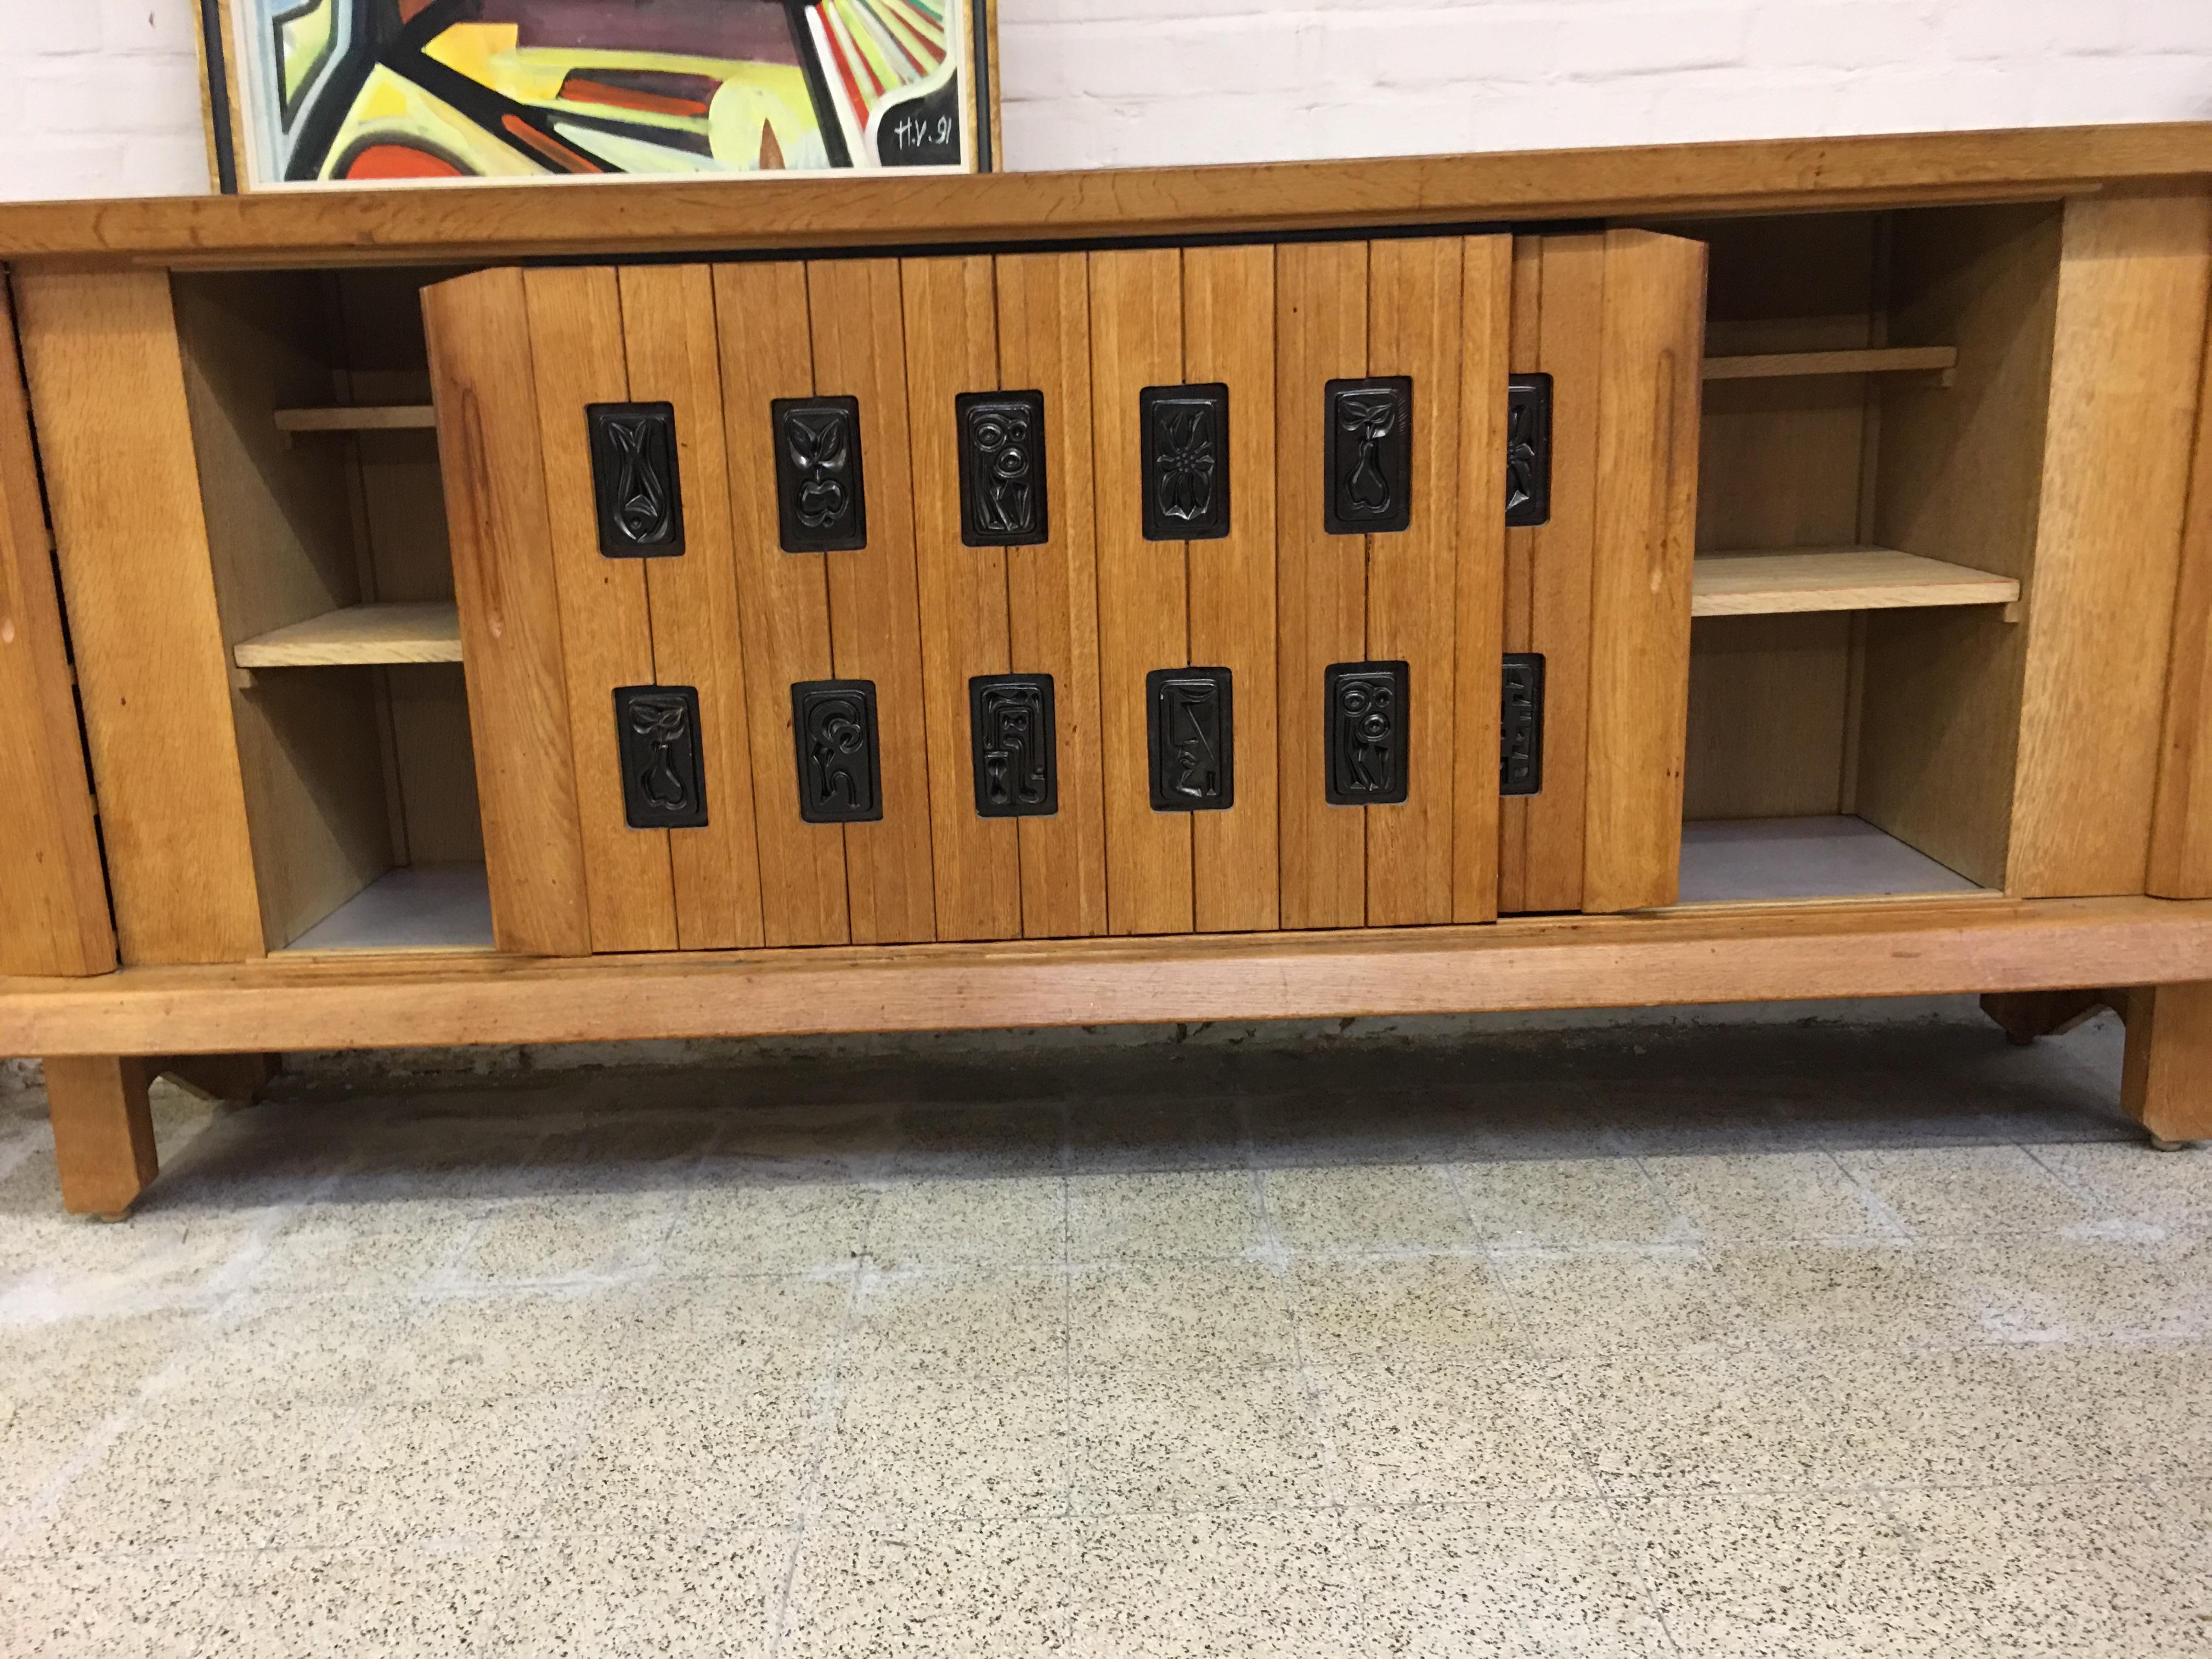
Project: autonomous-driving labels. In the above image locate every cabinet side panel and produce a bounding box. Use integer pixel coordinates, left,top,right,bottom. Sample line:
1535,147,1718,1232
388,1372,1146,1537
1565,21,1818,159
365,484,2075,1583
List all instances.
997,251,1109,939
2013,191,2212,896
620,264,766,950
902,255,1020,942
422,268,591,957
1583,230,1706,913
1452,235,1511,924
14,268,263,964
2151,288,2212,899
0,274,114,977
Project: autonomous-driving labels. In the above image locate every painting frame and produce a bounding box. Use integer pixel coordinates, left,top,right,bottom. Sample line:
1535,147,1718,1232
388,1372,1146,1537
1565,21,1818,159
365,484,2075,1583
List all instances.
197,0,999,193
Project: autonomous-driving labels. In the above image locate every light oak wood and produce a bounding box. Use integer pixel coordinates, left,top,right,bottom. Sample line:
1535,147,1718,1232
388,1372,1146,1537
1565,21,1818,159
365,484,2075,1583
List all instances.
714,261,850,948
524,267,678,952
2011,190,2212,898
421,268,592,957
902,255,1020,941
162,1051,278,1103
1685,614,1855,821
0,274,113,977
2119,980,2212,1143
1090,247,1194,935
14,267,265,965
1583,230,1707,912
1183,244,1282,935
1364,236,1465,927
2149,275,2212,900
43,1056,158,1217
232,601,462,667
996,251,1110,940
1979,987,2105,1045
273,405,436,432
1691,548,2021,617
1498,238,1542,915
809,258,937,945
619,263,766,951
1452,235,1510,924
1276,240,1369,929
6,125,2207,269
7,896,2212,1057
1701,346,1956,381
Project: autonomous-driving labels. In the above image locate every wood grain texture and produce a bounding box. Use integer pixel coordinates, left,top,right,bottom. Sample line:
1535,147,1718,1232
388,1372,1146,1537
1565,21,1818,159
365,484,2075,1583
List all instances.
1090,248,1193,935
232,602,462,666
2011,191,2212,898
1183,243,1280,934
1363,236,1464,927
7,896,2212,1058
0,275,113,977
14,268,264,965
42,1056,157,1216
8,125,2211,268
1498,238,1542,913
524,267,676,952
1701,346,1956,381
1684,613,1854,821
714,261,849,947
1452,234,1511,924
273,404,435,432
2149,280,2212,899
901,255,1019,941
2119,980,2212,1143
422,268,591,956
1276,240,1369,929
618,263,765,951
1692,548,2019,617
996,251,1109,939
1583,230,1707,913
808,258,937,944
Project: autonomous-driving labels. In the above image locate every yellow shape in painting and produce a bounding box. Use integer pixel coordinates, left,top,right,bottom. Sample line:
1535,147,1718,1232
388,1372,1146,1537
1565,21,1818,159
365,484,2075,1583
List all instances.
709,66,828,171
317,63,543,179
421,22,567,103
278,0,335,106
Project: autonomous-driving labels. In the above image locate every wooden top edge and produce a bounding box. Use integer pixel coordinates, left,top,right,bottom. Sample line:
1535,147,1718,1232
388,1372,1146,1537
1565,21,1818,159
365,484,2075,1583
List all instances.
1,123,2205,270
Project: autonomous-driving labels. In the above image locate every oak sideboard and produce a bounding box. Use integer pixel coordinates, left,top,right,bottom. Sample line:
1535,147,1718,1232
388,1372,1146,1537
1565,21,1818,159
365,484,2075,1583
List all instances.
5,125,2212,1216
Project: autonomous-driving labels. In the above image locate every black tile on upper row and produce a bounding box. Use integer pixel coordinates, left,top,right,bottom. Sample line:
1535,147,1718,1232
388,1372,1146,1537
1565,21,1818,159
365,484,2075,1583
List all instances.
587,402,684,557
772,394,867,552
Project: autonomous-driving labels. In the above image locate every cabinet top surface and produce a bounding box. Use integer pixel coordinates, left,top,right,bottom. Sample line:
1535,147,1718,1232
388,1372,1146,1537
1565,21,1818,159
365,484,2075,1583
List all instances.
3,122,2208,272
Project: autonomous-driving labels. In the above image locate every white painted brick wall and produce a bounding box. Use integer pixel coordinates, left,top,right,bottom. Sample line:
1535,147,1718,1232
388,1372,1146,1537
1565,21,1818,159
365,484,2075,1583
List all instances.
0,1,2208,198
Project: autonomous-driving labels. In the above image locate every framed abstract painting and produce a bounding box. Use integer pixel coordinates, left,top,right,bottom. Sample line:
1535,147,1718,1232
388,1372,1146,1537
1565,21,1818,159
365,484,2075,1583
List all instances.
199,0,996,190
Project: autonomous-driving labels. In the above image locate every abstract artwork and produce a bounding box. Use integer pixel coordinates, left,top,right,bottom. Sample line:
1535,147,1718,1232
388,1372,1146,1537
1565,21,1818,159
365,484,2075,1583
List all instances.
212,0,986,189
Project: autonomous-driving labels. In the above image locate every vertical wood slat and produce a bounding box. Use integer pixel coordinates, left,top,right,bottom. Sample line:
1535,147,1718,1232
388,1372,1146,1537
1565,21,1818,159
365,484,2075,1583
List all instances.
43,1056,159,1217
2150,275,2212,899
996,252,1109,939
1452,235,1513,924
14,268,264,965
523,267,676,952
1364,238,1465,927
424,269,592,956
1183,244,1280,934
902,256,1020,941
1276,241,1369,930
809,258,937,944
1583,229,1707,913
0,274,114,977
618,265,765,951
715,262,850,947
1091,249,1192,935
2015,191,2212,898
1497,239,1544,915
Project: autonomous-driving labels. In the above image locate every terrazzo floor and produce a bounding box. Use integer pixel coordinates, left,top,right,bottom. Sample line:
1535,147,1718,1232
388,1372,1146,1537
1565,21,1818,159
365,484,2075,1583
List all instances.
2,1003,2209,1657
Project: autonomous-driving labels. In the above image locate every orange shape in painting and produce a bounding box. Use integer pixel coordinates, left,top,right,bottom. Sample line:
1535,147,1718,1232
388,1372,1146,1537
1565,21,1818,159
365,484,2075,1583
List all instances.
344,143,467,180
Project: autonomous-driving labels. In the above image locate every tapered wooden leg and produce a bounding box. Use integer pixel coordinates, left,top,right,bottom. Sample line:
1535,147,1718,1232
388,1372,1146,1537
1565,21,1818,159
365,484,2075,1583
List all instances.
2120,983,2212,1148
1980,989,2108,1046
160,1052,280,1104
43,1056,160,1218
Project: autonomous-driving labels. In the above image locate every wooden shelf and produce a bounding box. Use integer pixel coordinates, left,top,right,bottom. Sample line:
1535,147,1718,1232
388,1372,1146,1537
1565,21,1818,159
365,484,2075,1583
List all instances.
1692,548,2019,618
1701,346,1958,382
234,602,461,668
274,405,436,433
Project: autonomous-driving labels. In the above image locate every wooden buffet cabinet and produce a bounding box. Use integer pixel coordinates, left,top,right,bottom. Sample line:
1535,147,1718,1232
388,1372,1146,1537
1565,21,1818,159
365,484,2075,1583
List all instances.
5,125,2212,1215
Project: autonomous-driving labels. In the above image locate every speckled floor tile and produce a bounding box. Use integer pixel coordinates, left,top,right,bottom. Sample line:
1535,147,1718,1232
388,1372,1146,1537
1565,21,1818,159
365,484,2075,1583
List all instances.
602,1273,851,1388
485,1531,787,1658
883,1104,1066,1176
781,1517,1073,1659
1071,1364,1334,1515
1070,1510,1374,1658
1068,1171,1263,1261
1642,1150,1899,1242
866,1177,1066,1268
1315,1356,1595,1501
1065,1094,1245,1172
2016,1344,2212,1480
2028,1141,2212,1237
1264,1163,1474,1252
1825,1342,2132,1487
244,1208,466,1296
301,1392,592,1546
843,1267,1064,1379
657,1178,877,1275
210,1544,511,1658
1926,1238,2212,1344
1286,1254,1525,1364
1348,1499,1671,1659
371,1288,631,1401
1454,1156,1695,1246
148,1298,413,1407
1492,1249,1759,1354
1068,1261,1295,1372
450,1189,678,1283
1832,1145,2099,1240
1708,1242,1979,1348
821,1365,1069,1519
0,1545,234,1659
538,1383,812,1534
